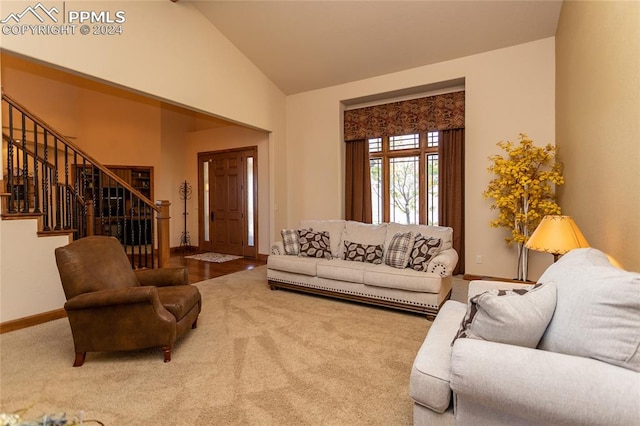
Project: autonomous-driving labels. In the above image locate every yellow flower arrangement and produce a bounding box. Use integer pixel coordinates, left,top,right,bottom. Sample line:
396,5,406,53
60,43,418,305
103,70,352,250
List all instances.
483,133,563,280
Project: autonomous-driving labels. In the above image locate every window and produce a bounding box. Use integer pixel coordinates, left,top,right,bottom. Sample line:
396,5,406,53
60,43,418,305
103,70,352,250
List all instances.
369,132,439,225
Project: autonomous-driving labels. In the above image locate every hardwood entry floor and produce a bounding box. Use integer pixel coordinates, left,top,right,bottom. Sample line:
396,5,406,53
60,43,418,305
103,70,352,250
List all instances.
169,250,266,283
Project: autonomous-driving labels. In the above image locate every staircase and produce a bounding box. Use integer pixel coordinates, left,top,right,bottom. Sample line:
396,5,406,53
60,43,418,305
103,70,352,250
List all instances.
1,92,170,269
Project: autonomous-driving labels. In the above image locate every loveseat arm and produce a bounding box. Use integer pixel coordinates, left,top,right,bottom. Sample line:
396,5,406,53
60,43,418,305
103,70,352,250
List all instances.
271,241,285,255
135,267,189,287
450,338,640,425
427,248,458,277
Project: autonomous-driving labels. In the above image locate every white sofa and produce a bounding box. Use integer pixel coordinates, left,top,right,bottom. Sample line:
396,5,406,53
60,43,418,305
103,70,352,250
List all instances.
410,248,640,425
267,220,459,319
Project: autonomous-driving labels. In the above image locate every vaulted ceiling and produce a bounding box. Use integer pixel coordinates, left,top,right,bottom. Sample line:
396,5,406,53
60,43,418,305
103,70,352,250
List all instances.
191,0,563,95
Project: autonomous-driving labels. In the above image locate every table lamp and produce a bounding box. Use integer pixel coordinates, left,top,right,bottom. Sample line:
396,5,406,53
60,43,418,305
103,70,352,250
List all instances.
525,215,589,262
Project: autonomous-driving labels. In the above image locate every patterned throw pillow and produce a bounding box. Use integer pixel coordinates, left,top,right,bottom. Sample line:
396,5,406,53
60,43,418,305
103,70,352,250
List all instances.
281,228,306,255
343,241,384,264
298,229,332,259
385,231,416,269
452,282,557,348
408,234,442,271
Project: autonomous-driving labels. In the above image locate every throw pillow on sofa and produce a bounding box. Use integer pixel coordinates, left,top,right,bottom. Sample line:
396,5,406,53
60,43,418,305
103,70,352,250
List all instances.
385,231,416,269
408,234,442,272
537,248,640,372
281,228,309,255
453,281,557,348
343,241,384,264
298,229,332,259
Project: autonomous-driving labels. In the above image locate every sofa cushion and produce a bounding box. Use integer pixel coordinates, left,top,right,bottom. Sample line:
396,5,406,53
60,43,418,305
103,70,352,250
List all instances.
266,255,320,276
300,220,345,258
364,264,443,293
298,229,333,259
385,223,453,251
408,235,442,272
343,221,387,247
410,300,467,413
385,231,416,269
280,228,306,255
453,281,557,348
343,241,384,264
538,248,640,372
317,259,367,284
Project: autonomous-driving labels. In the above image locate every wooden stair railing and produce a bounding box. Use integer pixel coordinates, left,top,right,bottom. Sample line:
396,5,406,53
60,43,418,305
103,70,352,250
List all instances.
1,92,170,268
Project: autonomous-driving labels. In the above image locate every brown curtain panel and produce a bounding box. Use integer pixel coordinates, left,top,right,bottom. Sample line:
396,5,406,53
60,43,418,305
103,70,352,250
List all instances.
345,139,372,223
439,128,465,275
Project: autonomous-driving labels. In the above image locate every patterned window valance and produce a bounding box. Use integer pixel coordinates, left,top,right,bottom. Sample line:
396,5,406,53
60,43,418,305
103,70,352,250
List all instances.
344,91,465,142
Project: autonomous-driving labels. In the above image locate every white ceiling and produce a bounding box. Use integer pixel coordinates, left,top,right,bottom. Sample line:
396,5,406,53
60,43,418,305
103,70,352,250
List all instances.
191,0,563,95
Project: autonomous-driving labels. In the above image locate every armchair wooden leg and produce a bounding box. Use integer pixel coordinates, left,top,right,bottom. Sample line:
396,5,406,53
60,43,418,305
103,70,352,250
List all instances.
192,318,198,329
162,345,172,363
73,351,86,367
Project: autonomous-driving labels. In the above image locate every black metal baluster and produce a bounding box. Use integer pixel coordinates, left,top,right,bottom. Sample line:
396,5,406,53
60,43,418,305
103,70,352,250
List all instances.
21,112,29,213
42,130,51,230
33,121,40,213
128,190,135,268
63,145,70,229
72,151,79,238
90,165,97,236
53,137,61,230
143,203,150,268
7,104,15,213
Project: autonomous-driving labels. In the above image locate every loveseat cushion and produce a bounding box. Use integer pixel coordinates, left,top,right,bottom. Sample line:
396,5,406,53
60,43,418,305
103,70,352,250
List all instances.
538,248,640,372
266,255,320,276
410,300,467,413
364,264,443,293
454,281,557,348
317,259,367,284
156,285,201,321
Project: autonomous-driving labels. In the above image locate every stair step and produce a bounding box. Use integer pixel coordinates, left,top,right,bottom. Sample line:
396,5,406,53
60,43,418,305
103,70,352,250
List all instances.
1,212,44,220
37,229,76,237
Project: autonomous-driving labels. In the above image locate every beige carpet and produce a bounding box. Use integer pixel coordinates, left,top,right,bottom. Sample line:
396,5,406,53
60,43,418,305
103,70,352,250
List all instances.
0,267,470,425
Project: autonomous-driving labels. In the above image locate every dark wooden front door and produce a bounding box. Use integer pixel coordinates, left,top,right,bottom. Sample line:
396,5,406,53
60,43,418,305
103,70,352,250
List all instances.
198,147,257,258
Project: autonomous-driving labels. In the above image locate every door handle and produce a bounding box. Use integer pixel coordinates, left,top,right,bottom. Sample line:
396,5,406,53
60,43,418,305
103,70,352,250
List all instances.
210,211,215,222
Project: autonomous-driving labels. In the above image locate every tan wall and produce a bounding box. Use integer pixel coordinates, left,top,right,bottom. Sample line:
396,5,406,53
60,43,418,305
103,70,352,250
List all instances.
556,1,640,271
287,38,557,280
1,0,288,239
184,126,271,255
0,1,286,322
0,219,69,322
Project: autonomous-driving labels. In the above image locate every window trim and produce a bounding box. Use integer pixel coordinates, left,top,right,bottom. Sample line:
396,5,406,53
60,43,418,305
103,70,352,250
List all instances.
369,132,438,225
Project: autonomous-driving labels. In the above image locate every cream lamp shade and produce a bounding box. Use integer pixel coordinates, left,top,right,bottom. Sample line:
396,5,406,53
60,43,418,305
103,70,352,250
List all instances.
525,215,589,261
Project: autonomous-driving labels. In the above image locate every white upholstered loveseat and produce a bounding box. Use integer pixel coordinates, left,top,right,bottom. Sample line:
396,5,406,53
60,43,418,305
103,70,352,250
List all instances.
267,220,459,319
410,248,640,425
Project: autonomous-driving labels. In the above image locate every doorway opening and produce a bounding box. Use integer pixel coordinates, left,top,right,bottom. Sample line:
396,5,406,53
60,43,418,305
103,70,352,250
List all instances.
198,147,258,258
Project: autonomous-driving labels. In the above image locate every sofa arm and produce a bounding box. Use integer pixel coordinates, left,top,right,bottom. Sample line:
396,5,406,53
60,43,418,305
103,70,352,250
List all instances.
450,338,640,425
271,241,285,255
427,248,458,277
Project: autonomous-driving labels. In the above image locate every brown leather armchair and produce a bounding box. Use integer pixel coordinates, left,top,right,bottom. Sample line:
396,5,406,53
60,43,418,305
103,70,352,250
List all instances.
55,236,201,367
